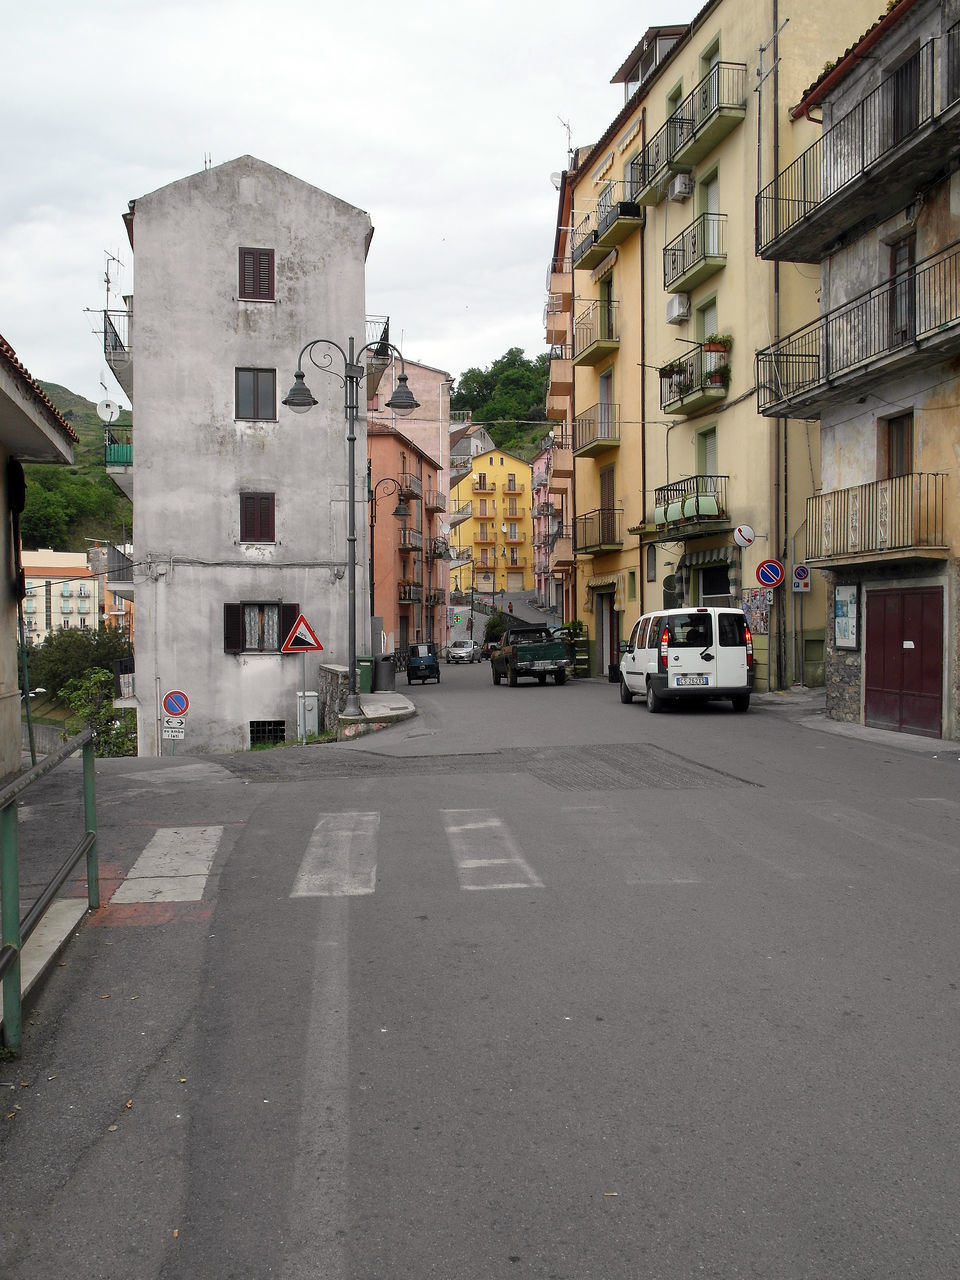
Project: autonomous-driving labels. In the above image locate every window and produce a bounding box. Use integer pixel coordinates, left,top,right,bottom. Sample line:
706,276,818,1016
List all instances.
646,544,658,582
881,412,914,479
240,492,276,542
236,369,276,420
239,248,274,300
224,601,299,654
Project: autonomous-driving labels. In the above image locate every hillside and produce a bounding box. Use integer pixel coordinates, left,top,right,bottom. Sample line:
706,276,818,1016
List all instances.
21,384,133,552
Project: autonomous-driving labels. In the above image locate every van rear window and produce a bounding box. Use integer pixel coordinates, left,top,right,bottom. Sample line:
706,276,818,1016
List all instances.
667,613,713,647
718,613,748,646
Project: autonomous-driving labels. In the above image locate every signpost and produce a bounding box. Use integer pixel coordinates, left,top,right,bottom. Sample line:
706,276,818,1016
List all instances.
161,690,189,752
756,559,785,589
281,615,324,744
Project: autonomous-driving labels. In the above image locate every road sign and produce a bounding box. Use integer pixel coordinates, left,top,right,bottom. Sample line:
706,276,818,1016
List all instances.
162,725,185,740
162,690,189,716
163,715,185,730
756,559,785,588
281,614,324,653
792,564,811,593
734,524,755,548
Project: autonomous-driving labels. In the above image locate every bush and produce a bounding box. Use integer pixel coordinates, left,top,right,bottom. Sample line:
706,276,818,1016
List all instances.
61,669,137,757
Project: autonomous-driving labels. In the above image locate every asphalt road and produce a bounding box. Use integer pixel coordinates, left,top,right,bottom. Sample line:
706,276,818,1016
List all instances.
3,666,959,1279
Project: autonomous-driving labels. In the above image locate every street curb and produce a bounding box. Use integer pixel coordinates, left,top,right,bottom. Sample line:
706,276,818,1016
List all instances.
0,898,88,1036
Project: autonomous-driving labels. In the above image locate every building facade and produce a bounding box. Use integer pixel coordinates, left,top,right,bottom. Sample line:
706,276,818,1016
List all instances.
368,423,445,656
552,0,878,684
103,155,380,753
22,550,100,644
757,0,960,739
449,448,534,600
1,335,76,776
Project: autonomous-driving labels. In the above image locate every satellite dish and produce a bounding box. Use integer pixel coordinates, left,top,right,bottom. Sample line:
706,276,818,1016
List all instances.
734,524,756,548
97,399,121,424
550,172,562,190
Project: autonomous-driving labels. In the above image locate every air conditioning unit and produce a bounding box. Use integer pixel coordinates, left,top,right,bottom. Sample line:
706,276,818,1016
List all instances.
666,293,691,325
668,173,695,202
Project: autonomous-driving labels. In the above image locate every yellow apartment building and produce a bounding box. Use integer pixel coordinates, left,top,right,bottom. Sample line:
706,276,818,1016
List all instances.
450,449,534,600
554,0,879,687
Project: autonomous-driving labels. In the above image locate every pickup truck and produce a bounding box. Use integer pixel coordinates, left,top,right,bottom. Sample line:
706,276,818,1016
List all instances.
490,626,573,686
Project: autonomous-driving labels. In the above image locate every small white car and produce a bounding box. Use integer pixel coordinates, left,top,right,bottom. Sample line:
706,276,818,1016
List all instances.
619,606,754,712
447,639,479,664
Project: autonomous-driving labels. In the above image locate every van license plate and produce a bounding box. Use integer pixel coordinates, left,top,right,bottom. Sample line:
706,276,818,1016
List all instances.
674,674,708,687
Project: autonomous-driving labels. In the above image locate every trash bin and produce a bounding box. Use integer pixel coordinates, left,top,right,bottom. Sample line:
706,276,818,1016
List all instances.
356,655,375,694
373,653,396,692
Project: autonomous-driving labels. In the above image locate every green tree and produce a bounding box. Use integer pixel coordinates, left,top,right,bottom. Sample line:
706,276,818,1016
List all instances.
452,349,549,456
61,668,137,757
24,625,132,699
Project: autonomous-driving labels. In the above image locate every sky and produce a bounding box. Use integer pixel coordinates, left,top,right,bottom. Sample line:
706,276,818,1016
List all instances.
4,0,701,409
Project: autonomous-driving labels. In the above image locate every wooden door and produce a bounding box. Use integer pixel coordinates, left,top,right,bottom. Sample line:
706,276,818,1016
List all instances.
865,587,943,736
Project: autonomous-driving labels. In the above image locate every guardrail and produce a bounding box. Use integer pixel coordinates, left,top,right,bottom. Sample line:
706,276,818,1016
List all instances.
1,729,99,1054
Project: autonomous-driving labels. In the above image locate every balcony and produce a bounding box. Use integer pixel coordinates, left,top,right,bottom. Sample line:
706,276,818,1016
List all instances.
549,528,574,571
103,309,133,399
545,292,571,346
636,63,747,204
594,179,645,252
573,403,620,456
757,31,960,261
105,543,134,603
660,346,730,416
548,445,573,489
806,473,947,566
473,528,497,545
573,300,620,367
399,528,423,553
424,487,446,513
671,62,748,168
664,214,727,292
364,315,392,396
104,429,133,501
399,471,422,500
574,508,623,554
113,656,135,704
425,589,446,606
571,214,608,271
535,501,556,517
503,529,527,545
472,478,497,494
449,499,472,527
398,583,423,603
756,239,960,417
652,475,729,536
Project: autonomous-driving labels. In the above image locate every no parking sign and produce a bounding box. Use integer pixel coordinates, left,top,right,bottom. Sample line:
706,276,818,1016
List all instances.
792,564,811,593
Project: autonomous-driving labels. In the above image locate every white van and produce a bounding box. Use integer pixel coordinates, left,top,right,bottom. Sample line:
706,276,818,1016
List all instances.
618,606,754,712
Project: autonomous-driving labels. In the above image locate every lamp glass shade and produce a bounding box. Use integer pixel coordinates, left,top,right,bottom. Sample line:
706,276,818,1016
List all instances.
282,371,318,414
385,374,419,417
392,499,411,519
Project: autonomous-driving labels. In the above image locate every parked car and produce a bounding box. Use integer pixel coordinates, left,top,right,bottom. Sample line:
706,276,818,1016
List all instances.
618,607,754,712
447,638,480,663
490,626,574,686
406,642,441,685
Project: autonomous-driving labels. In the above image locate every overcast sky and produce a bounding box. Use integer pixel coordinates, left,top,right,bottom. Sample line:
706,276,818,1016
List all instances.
5,0,701,408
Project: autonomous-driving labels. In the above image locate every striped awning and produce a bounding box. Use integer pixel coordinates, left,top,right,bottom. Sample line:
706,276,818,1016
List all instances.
675,544,740,603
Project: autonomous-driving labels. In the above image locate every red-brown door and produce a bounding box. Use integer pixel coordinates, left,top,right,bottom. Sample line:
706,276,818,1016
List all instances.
865,587,943,736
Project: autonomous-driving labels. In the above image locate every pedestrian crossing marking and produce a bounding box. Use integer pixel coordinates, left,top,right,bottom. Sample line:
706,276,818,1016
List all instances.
291,812,380,897
441,809,544,891
110,826,223,903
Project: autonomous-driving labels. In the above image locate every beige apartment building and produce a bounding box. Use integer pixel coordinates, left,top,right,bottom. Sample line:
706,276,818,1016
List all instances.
548,0,879,687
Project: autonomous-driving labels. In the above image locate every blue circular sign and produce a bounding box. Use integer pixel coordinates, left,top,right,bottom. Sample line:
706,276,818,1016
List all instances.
163,689,189,716
756,559,785,588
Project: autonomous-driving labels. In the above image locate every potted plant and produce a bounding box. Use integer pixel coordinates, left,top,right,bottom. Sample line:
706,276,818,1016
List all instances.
707,362,732,390
702,333,733,353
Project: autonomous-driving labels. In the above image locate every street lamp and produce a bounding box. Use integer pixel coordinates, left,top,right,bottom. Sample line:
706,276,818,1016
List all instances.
283,336,419,716
368,469,411,622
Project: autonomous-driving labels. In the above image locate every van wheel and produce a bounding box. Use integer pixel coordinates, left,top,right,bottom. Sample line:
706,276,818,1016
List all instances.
436,670,441,683
493,667,501,686
646,682,663,713
619,676,634,704
731,693,750,712
537,674,547,685
554,669,567,685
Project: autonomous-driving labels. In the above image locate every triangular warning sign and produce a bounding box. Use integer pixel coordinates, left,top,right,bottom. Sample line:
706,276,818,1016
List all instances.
281,614,324,653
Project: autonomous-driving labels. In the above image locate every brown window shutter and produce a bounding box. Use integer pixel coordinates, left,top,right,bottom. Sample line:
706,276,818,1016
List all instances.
280,602,300,645
239,248,274,300
224,603,243,653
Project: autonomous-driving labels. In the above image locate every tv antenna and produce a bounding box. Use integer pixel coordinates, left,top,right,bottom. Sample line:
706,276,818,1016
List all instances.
557,115,573,165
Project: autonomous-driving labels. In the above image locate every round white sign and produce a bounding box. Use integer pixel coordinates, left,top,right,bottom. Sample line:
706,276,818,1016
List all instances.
733,524,755,548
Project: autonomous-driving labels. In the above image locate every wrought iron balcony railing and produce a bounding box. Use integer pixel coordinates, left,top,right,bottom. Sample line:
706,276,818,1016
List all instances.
399,471,422,499
757,238,960,413
806,473,946,561
757,32,960,256
574,508,623,552
653,475,728,527
573,402,621,454
663,213,727,290
573,299,620,362
637,63,747,196
399,528,424,552
659,346,730,412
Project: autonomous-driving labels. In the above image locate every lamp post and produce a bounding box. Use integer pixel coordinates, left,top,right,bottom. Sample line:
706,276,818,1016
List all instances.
367,466,411,624
283,337,418,717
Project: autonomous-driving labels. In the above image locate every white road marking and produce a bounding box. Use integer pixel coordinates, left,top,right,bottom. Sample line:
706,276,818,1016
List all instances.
291,812,380,897
441,809,544,890
110,826,223,903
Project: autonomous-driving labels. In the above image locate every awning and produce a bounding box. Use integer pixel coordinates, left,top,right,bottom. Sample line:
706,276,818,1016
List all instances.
675,543,740,603
586,572,619,590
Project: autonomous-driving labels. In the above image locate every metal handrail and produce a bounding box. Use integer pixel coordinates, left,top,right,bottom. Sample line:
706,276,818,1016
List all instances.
1,729,99,1054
